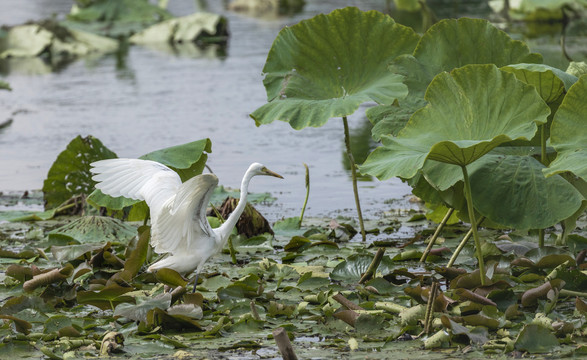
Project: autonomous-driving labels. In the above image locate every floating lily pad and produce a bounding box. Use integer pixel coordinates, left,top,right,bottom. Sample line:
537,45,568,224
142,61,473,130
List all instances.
515,324,559,353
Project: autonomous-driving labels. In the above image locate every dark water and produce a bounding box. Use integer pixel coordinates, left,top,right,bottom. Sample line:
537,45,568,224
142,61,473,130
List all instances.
0,0,581,221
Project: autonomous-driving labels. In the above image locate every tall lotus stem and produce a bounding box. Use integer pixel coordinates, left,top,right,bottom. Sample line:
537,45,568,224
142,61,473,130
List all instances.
420,207,454,263
538,124,548,248
461,165,486,286
342,116,366,241
446,216,484,268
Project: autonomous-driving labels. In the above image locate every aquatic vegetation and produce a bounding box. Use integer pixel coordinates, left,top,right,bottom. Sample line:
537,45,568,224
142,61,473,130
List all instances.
251,7,420,241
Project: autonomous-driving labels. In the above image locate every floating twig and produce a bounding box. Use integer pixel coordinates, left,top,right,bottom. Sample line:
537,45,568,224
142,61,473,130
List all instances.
333,293,363,311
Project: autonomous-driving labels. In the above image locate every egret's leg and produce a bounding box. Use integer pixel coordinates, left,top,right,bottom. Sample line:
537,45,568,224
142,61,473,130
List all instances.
192,272,199,293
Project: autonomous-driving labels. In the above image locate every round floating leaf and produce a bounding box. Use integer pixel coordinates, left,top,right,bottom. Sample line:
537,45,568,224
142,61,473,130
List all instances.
43,135,117,210
515,324,559,354
251,7,420,129
48,216,137,244
361,64,551,180
469,155,583,229
330,254,393,282
543,75,587,181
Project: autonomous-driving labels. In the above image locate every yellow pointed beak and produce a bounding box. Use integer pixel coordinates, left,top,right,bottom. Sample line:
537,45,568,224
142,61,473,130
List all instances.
262,167,284,179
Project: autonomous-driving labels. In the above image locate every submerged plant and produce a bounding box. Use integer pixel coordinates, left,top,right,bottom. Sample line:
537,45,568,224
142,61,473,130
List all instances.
361,64,551,284
251,7,420,240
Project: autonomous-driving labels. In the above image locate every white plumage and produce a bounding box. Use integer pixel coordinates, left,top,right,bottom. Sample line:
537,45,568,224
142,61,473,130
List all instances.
90,159,283,282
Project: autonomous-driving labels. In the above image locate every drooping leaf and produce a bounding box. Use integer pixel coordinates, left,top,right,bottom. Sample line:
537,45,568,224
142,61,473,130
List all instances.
469,155,583,229
250,7,420,129
501,63,577,96
43,135,117,210
361,64,550,180
543,75,587,181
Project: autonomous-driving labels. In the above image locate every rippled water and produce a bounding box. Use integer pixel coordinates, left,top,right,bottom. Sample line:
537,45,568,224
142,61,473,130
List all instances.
0,0,579,221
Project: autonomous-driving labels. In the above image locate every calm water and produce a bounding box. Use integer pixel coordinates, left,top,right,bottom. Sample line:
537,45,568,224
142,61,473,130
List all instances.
0,0,579,221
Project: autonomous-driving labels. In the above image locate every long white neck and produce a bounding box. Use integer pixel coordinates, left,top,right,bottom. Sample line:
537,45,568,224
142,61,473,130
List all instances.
216,168,255,245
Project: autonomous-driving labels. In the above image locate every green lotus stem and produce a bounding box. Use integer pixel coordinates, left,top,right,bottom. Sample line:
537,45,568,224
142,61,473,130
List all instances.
460,165,486,286
538,124,547,248
447,216,485,268
342,116,366,242
299,163,310,226
560,289,587,298
420,207,454,263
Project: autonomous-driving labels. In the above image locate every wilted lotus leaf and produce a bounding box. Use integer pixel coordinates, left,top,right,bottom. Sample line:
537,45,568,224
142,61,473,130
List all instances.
267,301,296,318
48,216,137,245
0,314,32,334
450,270,492,290
399,304,426,325
521,279,565,307
167,303,203,319
460,313,501,330
109,226,149,284
77,283,136,310
284,236,311,252
129,12,227,45
576,297,587,314
514,324,559,354
441,315,489,345
155,268,188,288
23,264,74,292
423,329,451,349
100,331,125,356
5,264,33,282
51,243,108,262
0,247,37,259
146,308,202,331
114,293,172,322
454,288,497,307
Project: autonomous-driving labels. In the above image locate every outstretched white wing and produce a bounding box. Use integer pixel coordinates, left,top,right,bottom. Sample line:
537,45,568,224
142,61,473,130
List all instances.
151,173,219,255
90,158,181,211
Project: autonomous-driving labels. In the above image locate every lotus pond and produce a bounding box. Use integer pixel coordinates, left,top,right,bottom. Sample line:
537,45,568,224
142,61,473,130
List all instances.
1,1,586,359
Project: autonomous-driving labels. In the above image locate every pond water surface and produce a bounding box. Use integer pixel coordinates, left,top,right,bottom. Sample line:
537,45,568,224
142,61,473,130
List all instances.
0,0,580,222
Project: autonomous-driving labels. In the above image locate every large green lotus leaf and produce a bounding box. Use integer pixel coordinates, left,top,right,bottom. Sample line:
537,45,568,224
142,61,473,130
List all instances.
43,135,117,210
361,64,551,180
139,138,211,182
501,63,577,103
369,19,542,141
250,7,420,129
543,75,587,181
392,18,542,97
469,155,583,229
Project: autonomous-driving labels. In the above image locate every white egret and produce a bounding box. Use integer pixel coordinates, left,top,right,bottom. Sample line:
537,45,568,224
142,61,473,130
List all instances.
90,159,283,290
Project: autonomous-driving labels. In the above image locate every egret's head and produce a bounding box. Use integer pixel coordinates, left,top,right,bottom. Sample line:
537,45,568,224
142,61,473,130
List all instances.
249,162,284,179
